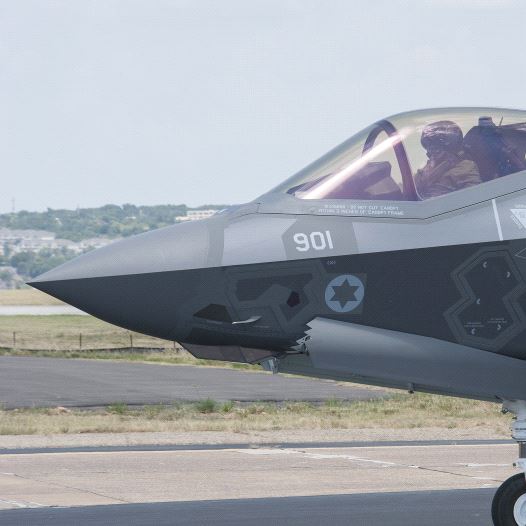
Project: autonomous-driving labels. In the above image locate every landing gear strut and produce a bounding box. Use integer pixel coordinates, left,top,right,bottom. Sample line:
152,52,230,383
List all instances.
492,400,526,526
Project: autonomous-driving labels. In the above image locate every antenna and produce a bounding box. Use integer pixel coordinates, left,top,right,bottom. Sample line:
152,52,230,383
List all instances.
10,198,15,214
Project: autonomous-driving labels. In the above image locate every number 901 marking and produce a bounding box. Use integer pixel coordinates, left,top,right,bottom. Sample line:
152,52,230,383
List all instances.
293,231,334,252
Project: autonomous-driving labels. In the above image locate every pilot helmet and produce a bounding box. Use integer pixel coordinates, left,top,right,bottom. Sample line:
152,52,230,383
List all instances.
421,120,463,155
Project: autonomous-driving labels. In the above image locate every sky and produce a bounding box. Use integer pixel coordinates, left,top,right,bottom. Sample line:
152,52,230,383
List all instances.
1,0,525,213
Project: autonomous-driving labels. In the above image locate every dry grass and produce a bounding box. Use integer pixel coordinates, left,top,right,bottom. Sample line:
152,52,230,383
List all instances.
0,314,258,369
0,315,257,369
0,315,172,351
0,347,257,370
0,394,511,436
0,289,64,306
0,313,514,438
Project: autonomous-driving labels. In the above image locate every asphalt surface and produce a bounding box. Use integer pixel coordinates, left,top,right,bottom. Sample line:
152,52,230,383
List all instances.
0,489,495,525
0,356,384,408
0,438,511,456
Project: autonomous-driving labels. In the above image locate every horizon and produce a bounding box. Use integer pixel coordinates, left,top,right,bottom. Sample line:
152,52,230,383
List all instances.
2,202,231,216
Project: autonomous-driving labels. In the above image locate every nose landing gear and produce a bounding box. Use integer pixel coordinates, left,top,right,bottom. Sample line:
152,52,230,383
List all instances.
492,400,526,526
492,473,526,525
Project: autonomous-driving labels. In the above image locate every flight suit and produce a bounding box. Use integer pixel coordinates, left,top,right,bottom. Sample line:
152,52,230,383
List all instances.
414,153,482,200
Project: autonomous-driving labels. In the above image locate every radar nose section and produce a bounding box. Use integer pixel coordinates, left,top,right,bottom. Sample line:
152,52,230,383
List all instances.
29,221,211,338
31,221,210,284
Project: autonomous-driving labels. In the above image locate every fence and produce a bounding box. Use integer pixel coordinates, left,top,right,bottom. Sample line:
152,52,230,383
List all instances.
0,329,183,352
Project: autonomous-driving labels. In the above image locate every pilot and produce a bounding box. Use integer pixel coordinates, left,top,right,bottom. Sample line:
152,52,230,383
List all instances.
414,121,482,199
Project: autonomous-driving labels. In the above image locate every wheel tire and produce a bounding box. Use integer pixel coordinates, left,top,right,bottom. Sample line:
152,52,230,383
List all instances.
492,473,526,525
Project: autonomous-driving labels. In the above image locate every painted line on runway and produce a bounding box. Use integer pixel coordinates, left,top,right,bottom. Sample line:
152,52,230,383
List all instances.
0,499,46,509
460,463,510,468
238,446,510,484
240,448,398,467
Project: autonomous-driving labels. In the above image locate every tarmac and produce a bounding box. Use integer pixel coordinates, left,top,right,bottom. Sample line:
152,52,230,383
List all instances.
0,356,515,524
0,490,499,525
0,356,385,408
0,440,517,525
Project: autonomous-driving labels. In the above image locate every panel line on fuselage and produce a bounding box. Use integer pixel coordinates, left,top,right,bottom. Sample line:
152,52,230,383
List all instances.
492,199,504,241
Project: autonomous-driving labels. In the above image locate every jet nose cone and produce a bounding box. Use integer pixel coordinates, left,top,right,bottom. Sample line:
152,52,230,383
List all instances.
31,220,210,285
29,221,210,338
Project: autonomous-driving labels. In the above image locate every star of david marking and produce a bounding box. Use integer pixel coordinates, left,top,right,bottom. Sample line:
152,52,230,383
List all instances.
324,275,365,313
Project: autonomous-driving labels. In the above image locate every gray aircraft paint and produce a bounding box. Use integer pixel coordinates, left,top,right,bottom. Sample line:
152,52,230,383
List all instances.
351,204,493,254
445,248,526,351
222,215,295,266
279,318,526,401
33,219,210,281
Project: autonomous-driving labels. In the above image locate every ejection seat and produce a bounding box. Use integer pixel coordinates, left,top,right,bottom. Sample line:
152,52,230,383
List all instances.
463,117,526,181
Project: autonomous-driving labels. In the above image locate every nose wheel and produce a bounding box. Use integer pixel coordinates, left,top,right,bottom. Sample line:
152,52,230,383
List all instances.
493,400,526,526
492,473,526,525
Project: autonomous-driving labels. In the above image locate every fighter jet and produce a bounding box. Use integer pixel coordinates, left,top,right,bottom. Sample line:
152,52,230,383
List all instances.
30,107,526,526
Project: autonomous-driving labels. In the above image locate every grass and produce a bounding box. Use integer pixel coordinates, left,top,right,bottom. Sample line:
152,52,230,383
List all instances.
107,402,129,415
195,398,219,413
0,347,258,371
0,394,512,436
0,315,171,351
0,315,259,370
0,289,64,306
0,312,513,438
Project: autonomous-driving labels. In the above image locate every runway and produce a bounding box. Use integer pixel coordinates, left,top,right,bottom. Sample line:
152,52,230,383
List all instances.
0,440,516,525
0,356,384,408
0,489,497,525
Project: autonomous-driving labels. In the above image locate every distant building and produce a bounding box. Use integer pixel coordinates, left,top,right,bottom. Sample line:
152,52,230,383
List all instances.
175,209,218,222
0,228,115,256
76,237,116,252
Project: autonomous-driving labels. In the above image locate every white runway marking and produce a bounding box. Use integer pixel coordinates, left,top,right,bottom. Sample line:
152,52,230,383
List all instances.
0,499,45,508
238,445,510,484
240,448,398,467
460,463,510,468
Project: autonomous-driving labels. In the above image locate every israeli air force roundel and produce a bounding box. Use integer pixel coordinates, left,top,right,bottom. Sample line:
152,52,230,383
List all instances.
325,274,365,313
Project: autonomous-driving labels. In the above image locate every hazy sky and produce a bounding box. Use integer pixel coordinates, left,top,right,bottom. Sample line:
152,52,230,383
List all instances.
1,0,525,212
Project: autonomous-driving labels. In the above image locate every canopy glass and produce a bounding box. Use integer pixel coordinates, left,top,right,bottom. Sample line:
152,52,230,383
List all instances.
269,108,526,201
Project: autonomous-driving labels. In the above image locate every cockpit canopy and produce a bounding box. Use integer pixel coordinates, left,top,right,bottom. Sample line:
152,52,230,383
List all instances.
269,108,526,201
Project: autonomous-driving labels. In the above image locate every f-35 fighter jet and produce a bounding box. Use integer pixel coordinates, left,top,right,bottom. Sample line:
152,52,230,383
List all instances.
31,107,526,526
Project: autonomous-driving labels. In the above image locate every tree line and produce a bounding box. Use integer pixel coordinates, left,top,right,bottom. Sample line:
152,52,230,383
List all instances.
0,203,226,242
0,203,226,280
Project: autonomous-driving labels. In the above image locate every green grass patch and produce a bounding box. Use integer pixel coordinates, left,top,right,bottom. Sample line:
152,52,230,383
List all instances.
195,398,218,413
106,403,128,415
